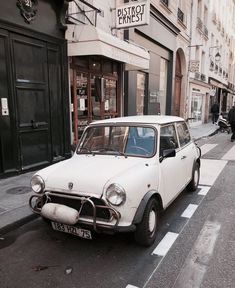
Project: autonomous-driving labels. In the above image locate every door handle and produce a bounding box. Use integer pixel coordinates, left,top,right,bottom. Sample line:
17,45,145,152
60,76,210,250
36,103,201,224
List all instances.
31,120,39,129
181,155,186,160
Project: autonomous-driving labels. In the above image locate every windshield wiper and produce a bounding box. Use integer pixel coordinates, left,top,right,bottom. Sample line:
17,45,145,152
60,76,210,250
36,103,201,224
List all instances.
98,147,126,156
77,147,93,154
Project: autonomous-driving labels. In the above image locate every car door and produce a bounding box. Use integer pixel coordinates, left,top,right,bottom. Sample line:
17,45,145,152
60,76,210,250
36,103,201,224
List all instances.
176,121,195,184
158,123,185,208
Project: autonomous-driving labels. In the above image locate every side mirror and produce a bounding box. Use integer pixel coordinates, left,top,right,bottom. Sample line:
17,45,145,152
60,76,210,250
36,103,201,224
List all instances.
160,148,176,163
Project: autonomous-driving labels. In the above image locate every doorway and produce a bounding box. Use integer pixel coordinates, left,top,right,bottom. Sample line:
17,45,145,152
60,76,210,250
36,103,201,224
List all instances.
0,28,69,175
70,56,121,144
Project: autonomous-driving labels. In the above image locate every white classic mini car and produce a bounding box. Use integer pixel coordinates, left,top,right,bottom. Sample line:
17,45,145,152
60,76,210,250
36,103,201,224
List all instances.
30,116,201,246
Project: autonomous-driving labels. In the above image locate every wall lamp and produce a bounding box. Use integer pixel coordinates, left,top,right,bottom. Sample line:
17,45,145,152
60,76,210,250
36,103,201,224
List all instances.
209,46,221,62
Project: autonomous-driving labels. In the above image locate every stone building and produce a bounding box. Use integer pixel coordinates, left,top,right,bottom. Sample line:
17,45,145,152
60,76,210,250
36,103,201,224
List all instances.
0,0,71,177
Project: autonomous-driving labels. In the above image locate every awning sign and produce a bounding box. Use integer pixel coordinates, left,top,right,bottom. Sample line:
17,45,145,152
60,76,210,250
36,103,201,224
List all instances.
116,0,150,29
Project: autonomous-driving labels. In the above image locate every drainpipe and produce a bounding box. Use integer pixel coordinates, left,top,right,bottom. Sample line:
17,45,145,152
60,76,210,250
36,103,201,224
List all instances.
185,0,193,121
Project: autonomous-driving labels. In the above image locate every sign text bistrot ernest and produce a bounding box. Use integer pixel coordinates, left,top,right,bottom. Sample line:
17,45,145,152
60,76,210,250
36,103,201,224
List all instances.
116,0,150,29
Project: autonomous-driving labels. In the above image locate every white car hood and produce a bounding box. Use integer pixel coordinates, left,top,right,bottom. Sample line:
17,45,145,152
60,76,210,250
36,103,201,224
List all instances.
37,155,148,197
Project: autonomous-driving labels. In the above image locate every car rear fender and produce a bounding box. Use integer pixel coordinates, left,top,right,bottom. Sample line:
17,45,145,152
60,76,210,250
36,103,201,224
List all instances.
132,190,163,225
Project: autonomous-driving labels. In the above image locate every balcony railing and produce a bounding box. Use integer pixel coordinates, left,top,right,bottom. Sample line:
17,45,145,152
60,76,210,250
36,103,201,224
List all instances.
201,73,206,82
178,8,184,23
196,17,203,30
212,12,217,24
228,82,234,91
210,59,214,71
203,25,208,37
160,0,169,7
194,72,201,80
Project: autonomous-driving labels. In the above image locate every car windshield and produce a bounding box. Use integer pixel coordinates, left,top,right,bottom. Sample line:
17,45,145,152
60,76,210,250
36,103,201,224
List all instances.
77,125,157,157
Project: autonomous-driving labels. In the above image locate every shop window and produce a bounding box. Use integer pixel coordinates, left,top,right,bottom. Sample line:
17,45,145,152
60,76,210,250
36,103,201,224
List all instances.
104,79,117,113
91,75,102,119
191,93,203,122
159,58,168,114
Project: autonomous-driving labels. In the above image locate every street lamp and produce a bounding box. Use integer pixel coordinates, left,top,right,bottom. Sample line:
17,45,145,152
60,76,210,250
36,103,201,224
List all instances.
209,46,221,62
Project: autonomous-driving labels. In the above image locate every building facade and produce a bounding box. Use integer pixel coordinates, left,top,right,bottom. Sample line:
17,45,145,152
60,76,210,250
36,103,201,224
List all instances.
0,0,71,177
188,0,235,126
66,0,150,144
126,0,192,119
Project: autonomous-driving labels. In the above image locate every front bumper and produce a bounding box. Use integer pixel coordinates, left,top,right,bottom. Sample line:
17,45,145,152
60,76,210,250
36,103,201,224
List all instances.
29,191,134,233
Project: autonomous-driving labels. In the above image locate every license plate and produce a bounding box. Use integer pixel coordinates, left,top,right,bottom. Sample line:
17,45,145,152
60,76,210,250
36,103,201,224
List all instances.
51,222,92,239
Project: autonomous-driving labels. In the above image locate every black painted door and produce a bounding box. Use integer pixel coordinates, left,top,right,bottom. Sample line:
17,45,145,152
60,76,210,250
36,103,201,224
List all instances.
0,29,17,174
11,34,51,169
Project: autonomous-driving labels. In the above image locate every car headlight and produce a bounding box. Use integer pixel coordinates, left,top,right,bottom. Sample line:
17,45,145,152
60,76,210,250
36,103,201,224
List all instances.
31,175,45,193
105,184,126,206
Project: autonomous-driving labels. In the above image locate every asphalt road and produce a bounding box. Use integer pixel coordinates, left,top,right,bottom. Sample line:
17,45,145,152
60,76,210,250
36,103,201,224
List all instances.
0,132,234,288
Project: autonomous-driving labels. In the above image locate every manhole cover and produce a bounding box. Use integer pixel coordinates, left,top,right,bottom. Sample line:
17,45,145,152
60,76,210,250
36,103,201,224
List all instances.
6,186,32,195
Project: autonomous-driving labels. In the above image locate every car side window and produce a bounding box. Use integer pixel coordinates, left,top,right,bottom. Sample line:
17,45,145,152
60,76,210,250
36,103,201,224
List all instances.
176,122,191,147
160,124,179,156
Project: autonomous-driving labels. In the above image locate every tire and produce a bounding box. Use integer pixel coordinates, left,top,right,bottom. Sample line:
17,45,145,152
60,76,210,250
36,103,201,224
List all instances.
187,162,200,192
134,198,159,247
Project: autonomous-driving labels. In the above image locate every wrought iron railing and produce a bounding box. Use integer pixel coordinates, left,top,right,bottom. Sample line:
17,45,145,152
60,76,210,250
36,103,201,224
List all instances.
160,0,169,7
178,8,184,23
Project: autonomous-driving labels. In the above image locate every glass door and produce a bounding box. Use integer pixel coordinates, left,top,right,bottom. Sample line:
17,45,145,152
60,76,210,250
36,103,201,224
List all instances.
91,74,102,121
103,78,118,118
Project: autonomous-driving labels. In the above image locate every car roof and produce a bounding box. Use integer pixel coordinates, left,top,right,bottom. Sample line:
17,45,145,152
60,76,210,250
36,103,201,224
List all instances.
90,115,185,125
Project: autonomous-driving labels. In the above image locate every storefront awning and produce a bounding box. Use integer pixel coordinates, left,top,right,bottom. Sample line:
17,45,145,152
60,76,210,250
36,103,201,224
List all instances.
66,25,150,70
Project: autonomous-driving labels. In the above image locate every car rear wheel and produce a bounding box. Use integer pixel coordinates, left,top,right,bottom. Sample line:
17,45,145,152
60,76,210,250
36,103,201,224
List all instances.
187,162,200,192
134,198,159,246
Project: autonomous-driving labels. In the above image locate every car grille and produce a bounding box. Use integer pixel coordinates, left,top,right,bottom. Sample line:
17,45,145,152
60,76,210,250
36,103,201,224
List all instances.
47,194,111,221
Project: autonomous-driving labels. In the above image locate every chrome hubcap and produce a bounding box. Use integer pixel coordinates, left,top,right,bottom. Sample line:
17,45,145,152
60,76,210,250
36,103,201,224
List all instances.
149,210,156,233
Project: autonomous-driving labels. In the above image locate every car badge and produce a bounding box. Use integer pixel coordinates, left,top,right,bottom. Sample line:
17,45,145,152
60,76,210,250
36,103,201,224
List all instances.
68,182,73,190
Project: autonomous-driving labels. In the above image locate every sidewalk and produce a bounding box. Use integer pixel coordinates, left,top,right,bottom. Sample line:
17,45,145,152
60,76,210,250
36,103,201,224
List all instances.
0,122,218,235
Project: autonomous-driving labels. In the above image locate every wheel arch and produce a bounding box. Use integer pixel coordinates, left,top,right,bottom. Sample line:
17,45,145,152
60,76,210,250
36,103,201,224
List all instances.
132,190,163,225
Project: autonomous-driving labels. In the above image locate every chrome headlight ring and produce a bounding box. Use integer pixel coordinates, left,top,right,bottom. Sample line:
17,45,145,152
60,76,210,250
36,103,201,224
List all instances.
31,175,45,194
105,183,126,206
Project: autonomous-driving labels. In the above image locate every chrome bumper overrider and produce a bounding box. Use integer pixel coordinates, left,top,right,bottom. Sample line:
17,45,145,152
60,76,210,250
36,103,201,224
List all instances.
29,191,120,232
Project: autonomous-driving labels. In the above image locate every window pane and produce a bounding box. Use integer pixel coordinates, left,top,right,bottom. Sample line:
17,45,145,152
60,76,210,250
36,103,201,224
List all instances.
160,124,178,156
104,79,117,112
177,122,191,147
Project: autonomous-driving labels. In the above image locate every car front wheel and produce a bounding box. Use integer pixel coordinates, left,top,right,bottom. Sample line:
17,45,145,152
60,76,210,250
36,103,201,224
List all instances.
134,198,159,247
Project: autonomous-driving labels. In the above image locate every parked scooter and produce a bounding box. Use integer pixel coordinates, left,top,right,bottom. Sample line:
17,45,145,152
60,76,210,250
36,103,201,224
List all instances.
217,113,231,134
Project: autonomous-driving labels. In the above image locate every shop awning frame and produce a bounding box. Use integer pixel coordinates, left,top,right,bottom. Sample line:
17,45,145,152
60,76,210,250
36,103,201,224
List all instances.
66,25,150,70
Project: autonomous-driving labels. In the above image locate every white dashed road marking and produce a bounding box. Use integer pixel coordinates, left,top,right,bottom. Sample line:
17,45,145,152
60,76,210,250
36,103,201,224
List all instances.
152,232,179,256
199,159,227,186
181,204,198,218
222,145,235,161
126,285,139,288
172,221,221,288
198,185,211,195
200,144,218,156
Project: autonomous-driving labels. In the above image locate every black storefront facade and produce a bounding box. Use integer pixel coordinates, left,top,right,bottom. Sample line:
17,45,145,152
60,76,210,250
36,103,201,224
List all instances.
0,0,71,177
124,6,180,117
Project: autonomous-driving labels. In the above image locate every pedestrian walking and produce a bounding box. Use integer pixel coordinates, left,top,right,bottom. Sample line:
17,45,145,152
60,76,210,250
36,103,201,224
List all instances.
228,103,235,142
211,102,219,124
